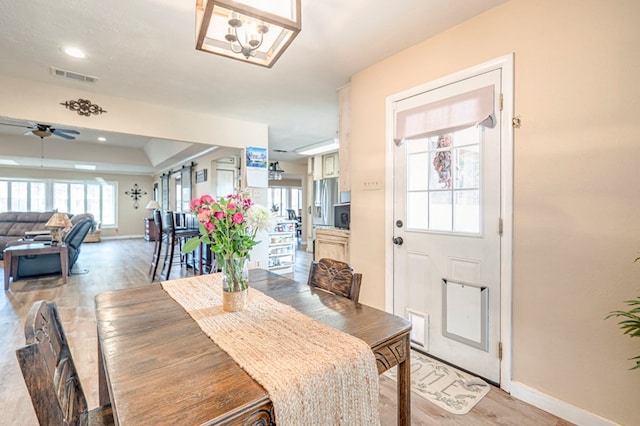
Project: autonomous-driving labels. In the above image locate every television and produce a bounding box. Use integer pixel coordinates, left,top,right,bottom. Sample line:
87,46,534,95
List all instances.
334,203,350,230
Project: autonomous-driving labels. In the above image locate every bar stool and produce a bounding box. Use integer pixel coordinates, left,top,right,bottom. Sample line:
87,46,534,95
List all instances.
149,209,164,282
160,211,200,280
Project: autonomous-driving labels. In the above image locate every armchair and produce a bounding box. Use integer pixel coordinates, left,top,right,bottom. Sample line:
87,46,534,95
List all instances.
16,218,95,278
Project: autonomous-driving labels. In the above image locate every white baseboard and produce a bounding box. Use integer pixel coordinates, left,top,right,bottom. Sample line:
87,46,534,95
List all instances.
510,381,619,426
101,235,145,241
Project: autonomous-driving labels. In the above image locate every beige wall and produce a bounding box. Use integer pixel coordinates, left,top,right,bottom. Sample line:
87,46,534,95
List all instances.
349,0,639,424
0,75,268,151
0,167,152,238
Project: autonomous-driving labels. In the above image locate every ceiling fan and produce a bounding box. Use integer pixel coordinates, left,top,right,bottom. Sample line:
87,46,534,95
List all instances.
0,121,80,140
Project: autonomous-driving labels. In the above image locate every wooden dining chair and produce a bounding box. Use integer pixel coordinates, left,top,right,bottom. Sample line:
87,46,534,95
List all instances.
15,300,114,426
307,258,362,303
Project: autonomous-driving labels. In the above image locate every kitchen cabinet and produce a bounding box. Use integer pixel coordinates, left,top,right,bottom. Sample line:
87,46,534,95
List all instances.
268,220,297,274
312,155,323,180
309,153,339,180
314,228,350,263
323,153,339,178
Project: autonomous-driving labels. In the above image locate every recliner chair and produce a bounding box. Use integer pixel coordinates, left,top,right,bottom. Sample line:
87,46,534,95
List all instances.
16,218,95,278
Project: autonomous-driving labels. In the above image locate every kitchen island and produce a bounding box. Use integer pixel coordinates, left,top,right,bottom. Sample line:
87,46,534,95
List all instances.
314,227,350,263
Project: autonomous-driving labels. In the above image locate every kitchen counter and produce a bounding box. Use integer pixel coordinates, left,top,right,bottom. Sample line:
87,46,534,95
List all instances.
315,226,350,234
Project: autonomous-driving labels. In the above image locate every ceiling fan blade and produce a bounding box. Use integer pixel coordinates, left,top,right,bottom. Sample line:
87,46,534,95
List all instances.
55,128,80,135
1,121,35,129
52,129,76,140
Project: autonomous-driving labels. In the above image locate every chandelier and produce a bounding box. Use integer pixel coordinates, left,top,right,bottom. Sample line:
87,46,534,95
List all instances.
269,162,285,180
196,0,302,68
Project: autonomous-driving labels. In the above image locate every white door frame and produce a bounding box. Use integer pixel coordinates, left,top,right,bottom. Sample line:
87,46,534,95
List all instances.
384,53,514,392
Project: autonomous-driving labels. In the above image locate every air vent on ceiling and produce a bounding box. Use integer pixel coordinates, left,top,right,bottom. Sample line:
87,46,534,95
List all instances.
50,66,99,84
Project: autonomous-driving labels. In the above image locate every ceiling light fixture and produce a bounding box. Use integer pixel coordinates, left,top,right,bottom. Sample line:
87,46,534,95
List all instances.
75,164,97,170
63,47,86,59
97,137,106,142
268,162,285,180
195,0,301,68
295,138,340,156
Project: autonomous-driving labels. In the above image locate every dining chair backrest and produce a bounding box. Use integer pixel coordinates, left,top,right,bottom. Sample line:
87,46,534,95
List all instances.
307,258,362,303
163,210,176,235
15,301,100,425
153,209,163,236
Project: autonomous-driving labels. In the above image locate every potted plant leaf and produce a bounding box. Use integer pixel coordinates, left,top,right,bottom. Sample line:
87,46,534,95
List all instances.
606,294,640,370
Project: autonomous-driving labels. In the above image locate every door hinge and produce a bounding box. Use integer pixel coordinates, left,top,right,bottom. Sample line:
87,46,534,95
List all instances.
499,93,503,111
498,341,503,360
498,218,503,236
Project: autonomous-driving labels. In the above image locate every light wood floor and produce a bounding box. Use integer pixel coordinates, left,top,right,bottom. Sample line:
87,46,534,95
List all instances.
0,238,572,425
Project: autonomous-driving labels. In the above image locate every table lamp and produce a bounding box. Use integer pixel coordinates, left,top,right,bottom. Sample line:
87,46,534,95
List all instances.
145,200,160,212
45,212,73,246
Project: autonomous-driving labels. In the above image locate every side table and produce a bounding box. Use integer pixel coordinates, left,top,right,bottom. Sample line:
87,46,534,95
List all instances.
3,243,68,290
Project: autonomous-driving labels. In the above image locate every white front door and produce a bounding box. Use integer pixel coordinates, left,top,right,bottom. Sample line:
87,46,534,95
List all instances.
392,69,503,383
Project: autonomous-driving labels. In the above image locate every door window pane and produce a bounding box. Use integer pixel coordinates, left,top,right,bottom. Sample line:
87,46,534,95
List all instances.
429,191,452,231
454,190,480,233
406,126,482,235
407,192,428,230
454,146,480,189
408,152,429,191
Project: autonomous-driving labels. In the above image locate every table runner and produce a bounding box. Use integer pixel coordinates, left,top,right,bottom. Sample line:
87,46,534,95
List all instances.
162,274,380,426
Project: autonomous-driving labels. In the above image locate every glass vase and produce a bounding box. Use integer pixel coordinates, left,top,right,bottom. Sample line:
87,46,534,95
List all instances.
220,254,249,312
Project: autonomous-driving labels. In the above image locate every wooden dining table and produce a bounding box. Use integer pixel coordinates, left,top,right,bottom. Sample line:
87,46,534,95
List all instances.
95,269,411,425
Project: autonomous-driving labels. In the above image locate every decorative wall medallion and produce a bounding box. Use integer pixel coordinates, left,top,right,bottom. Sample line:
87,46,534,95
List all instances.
125,184,147,209
60,99,107,116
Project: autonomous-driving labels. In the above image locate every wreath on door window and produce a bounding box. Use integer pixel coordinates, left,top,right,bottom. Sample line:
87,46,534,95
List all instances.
433,134,452,189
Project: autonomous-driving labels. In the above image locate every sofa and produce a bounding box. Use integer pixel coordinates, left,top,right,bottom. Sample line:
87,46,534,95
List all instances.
0,212,56,258
0,212,100,259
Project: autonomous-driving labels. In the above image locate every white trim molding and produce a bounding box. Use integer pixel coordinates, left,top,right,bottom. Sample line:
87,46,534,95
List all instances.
511,382,620,426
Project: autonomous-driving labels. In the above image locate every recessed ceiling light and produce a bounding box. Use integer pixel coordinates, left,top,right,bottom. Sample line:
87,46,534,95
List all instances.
97,137,106,142
64,47,86,59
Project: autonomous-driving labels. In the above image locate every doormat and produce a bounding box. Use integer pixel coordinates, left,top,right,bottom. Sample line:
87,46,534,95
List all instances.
383,349,490,415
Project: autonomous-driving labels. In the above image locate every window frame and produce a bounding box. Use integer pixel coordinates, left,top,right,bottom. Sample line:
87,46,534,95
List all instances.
0,177,118,226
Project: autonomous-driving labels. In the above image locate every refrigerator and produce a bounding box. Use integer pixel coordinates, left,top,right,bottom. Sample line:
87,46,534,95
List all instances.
312,177,339,227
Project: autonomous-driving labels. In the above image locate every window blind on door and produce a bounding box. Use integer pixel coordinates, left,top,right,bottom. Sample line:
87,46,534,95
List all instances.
394,85,495,144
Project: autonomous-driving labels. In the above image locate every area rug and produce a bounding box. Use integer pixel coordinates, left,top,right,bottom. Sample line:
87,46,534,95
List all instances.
384,350,490,415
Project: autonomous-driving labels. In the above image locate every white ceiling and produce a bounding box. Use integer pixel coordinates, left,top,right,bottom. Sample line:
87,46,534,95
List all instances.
0,0,507,175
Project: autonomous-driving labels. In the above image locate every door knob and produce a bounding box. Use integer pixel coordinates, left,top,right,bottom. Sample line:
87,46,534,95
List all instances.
393,237,403,246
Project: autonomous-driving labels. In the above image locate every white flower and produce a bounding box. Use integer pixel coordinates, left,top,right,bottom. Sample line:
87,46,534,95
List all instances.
245,204,274,232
